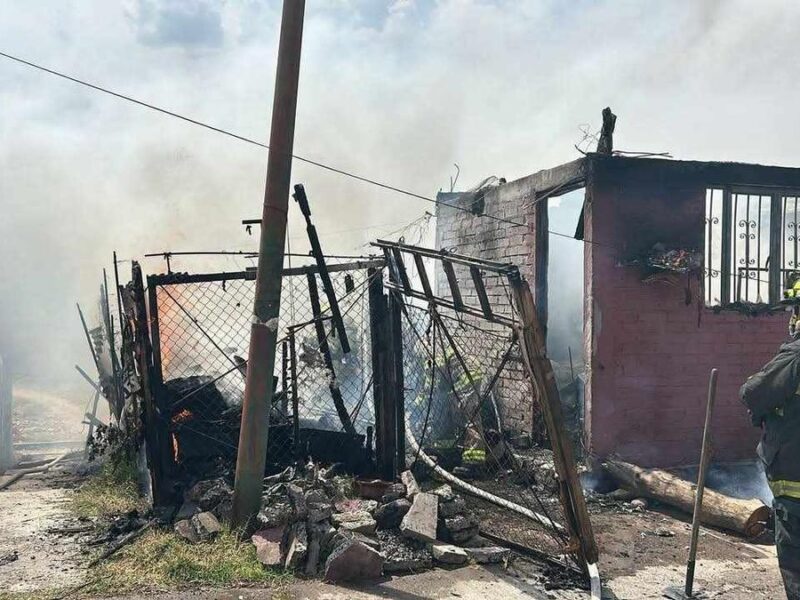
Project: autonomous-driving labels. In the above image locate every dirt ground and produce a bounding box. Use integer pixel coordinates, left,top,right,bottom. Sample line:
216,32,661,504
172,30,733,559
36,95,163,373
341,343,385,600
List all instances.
0,456,787,600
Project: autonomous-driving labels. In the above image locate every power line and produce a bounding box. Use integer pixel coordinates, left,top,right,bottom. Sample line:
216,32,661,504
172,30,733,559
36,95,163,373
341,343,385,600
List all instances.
0,50,610,248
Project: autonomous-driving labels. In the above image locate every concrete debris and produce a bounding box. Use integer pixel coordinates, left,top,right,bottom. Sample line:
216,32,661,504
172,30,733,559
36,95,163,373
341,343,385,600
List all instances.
374,498,411,530
185,478,232,513
174,519,199,543
400,492,438,543
381,482,407,504
286,484,308,520
439,495,467,518
175,501,199,521
356,479,392,500
332,510,376,535
431,484,457,503
323,539,384,582
400,470,420,499
252,527,285,567
334,498,378,515
432,543,468,565
191,511,222,541
284,522,308,569
631,498,649,512
377,529,432,573
464,546,509,564
257,499,294,530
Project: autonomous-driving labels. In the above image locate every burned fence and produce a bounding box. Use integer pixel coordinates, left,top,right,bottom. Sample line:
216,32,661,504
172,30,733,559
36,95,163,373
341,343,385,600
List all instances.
133,259,383,502
372,240,599,577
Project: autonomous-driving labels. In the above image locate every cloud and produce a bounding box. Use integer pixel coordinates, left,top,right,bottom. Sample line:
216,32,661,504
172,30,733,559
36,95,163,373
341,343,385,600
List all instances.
128,0,224,48
1,0,799,385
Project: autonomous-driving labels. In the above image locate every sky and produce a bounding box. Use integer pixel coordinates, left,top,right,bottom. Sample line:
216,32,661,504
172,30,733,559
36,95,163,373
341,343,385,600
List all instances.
1,0,800,388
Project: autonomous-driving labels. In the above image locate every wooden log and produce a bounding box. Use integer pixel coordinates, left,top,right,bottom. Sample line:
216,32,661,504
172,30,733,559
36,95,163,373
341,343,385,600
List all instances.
603,458,769,538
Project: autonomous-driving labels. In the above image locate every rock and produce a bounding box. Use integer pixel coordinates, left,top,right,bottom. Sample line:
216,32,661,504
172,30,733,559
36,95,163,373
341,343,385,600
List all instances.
305,523,325,576
174,519,199,543
444,515,477,533
605,488,637,502
374,498,411,530
459,534,492,548
286,484,308,520
175,501,199,521
377,529,432,573
308,504,333,523
451,526,479,545
334,499,378,515
356,479,391,500
284,522,308,569
431,484,457,503
252,527,285,566
185,478,232,512
324,539,383,582
400,471,421,499
439,496,467,518
257,500,294,530
191,511,222,541
464,547,509,564
305,488,329,505
332,510,376,535
400,492,438,543
630,498,648,512
381,483,407,503
212,499,233,523
432,543,468,565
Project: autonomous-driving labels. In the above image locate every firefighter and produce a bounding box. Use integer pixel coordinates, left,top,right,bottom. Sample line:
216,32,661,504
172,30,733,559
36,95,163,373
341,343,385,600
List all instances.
740,310,800,599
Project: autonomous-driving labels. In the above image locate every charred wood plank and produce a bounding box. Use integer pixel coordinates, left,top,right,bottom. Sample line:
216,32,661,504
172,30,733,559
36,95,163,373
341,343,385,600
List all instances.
306,272,356,435
294,184,350,354
470,266,494,321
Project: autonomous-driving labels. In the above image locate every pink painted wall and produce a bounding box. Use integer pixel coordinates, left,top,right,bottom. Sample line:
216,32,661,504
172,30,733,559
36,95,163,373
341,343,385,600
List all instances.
584,168,787,467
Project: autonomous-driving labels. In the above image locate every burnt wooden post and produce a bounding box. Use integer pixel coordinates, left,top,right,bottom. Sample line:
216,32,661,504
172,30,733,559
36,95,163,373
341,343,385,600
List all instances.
141,271,174,504
0,356,13,473
507,272,598,568
387,290,405,475
368,267,393,478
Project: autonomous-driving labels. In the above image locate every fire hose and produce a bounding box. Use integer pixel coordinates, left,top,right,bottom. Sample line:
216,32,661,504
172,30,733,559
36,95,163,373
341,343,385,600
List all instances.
404,421,602,599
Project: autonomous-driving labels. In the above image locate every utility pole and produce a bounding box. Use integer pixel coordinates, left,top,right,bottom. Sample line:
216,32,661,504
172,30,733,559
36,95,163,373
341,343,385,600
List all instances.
231,0,306,528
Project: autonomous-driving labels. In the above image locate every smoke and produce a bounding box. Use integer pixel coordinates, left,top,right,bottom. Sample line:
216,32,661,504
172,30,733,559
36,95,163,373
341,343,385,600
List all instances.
2,0,800,392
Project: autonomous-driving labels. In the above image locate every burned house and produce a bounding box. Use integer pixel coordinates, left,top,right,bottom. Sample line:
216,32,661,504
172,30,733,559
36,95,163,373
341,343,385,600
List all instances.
437,154,800,467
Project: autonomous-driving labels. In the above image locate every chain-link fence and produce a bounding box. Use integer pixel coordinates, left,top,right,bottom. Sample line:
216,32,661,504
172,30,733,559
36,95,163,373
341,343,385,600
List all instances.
146,262,380,486
400,300,573,565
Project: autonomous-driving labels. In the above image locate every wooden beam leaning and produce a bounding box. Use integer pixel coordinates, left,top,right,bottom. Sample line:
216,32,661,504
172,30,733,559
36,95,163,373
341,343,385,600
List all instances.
305,272,356,435
442,261,464,311
413,254,433,299
506,272,598,567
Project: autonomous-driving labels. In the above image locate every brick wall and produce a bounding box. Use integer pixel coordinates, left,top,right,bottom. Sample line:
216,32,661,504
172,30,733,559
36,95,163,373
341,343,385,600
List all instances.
435,179,540,435
585,164,787,466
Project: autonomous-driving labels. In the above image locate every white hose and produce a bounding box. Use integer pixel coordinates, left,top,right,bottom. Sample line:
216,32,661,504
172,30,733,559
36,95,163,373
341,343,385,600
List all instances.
587,562,602,600
406,423,604,598
405,424,564,533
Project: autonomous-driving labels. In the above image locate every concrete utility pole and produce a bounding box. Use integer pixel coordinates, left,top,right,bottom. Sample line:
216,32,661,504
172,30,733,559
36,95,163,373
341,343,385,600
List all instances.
231,0,306,528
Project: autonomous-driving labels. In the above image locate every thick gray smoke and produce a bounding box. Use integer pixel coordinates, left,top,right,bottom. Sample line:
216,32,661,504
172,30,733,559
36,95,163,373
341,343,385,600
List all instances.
2,0,800,396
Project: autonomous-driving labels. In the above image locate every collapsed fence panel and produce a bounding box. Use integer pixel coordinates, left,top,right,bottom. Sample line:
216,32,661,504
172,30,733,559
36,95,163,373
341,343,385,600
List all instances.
372,239,598,575
139,260,383,500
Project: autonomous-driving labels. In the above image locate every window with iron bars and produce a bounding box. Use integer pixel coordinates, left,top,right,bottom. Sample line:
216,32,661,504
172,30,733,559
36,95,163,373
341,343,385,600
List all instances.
705,187,800,306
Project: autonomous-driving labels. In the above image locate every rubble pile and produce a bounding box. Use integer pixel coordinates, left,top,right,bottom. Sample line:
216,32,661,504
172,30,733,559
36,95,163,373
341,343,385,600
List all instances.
170,465,510,582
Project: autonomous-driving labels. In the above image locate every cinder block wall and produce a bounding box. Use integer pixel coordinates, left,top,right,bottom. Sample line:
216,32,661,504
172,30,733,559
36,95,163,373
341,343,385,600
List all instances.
435,180,538,436
585,165,787,466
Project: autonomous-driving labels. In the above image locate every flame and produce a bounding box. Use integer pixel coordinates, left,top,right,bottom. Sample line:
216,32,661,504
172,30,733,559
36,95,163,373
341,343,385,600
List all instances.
171,433,179,462
172,408,193,424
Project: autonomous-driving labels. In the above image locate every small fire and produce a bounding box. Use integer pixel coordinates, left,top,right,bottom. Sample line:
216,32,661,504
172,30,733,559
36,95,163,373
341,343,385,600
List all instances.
171,433,179,462
172,408,193,424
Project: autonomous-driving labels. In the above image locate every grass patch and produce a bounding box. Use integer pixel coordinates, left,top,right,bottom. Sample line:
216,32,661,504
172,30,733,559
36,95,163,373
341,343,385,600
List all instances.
70,458,146,519
81,527,291,595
